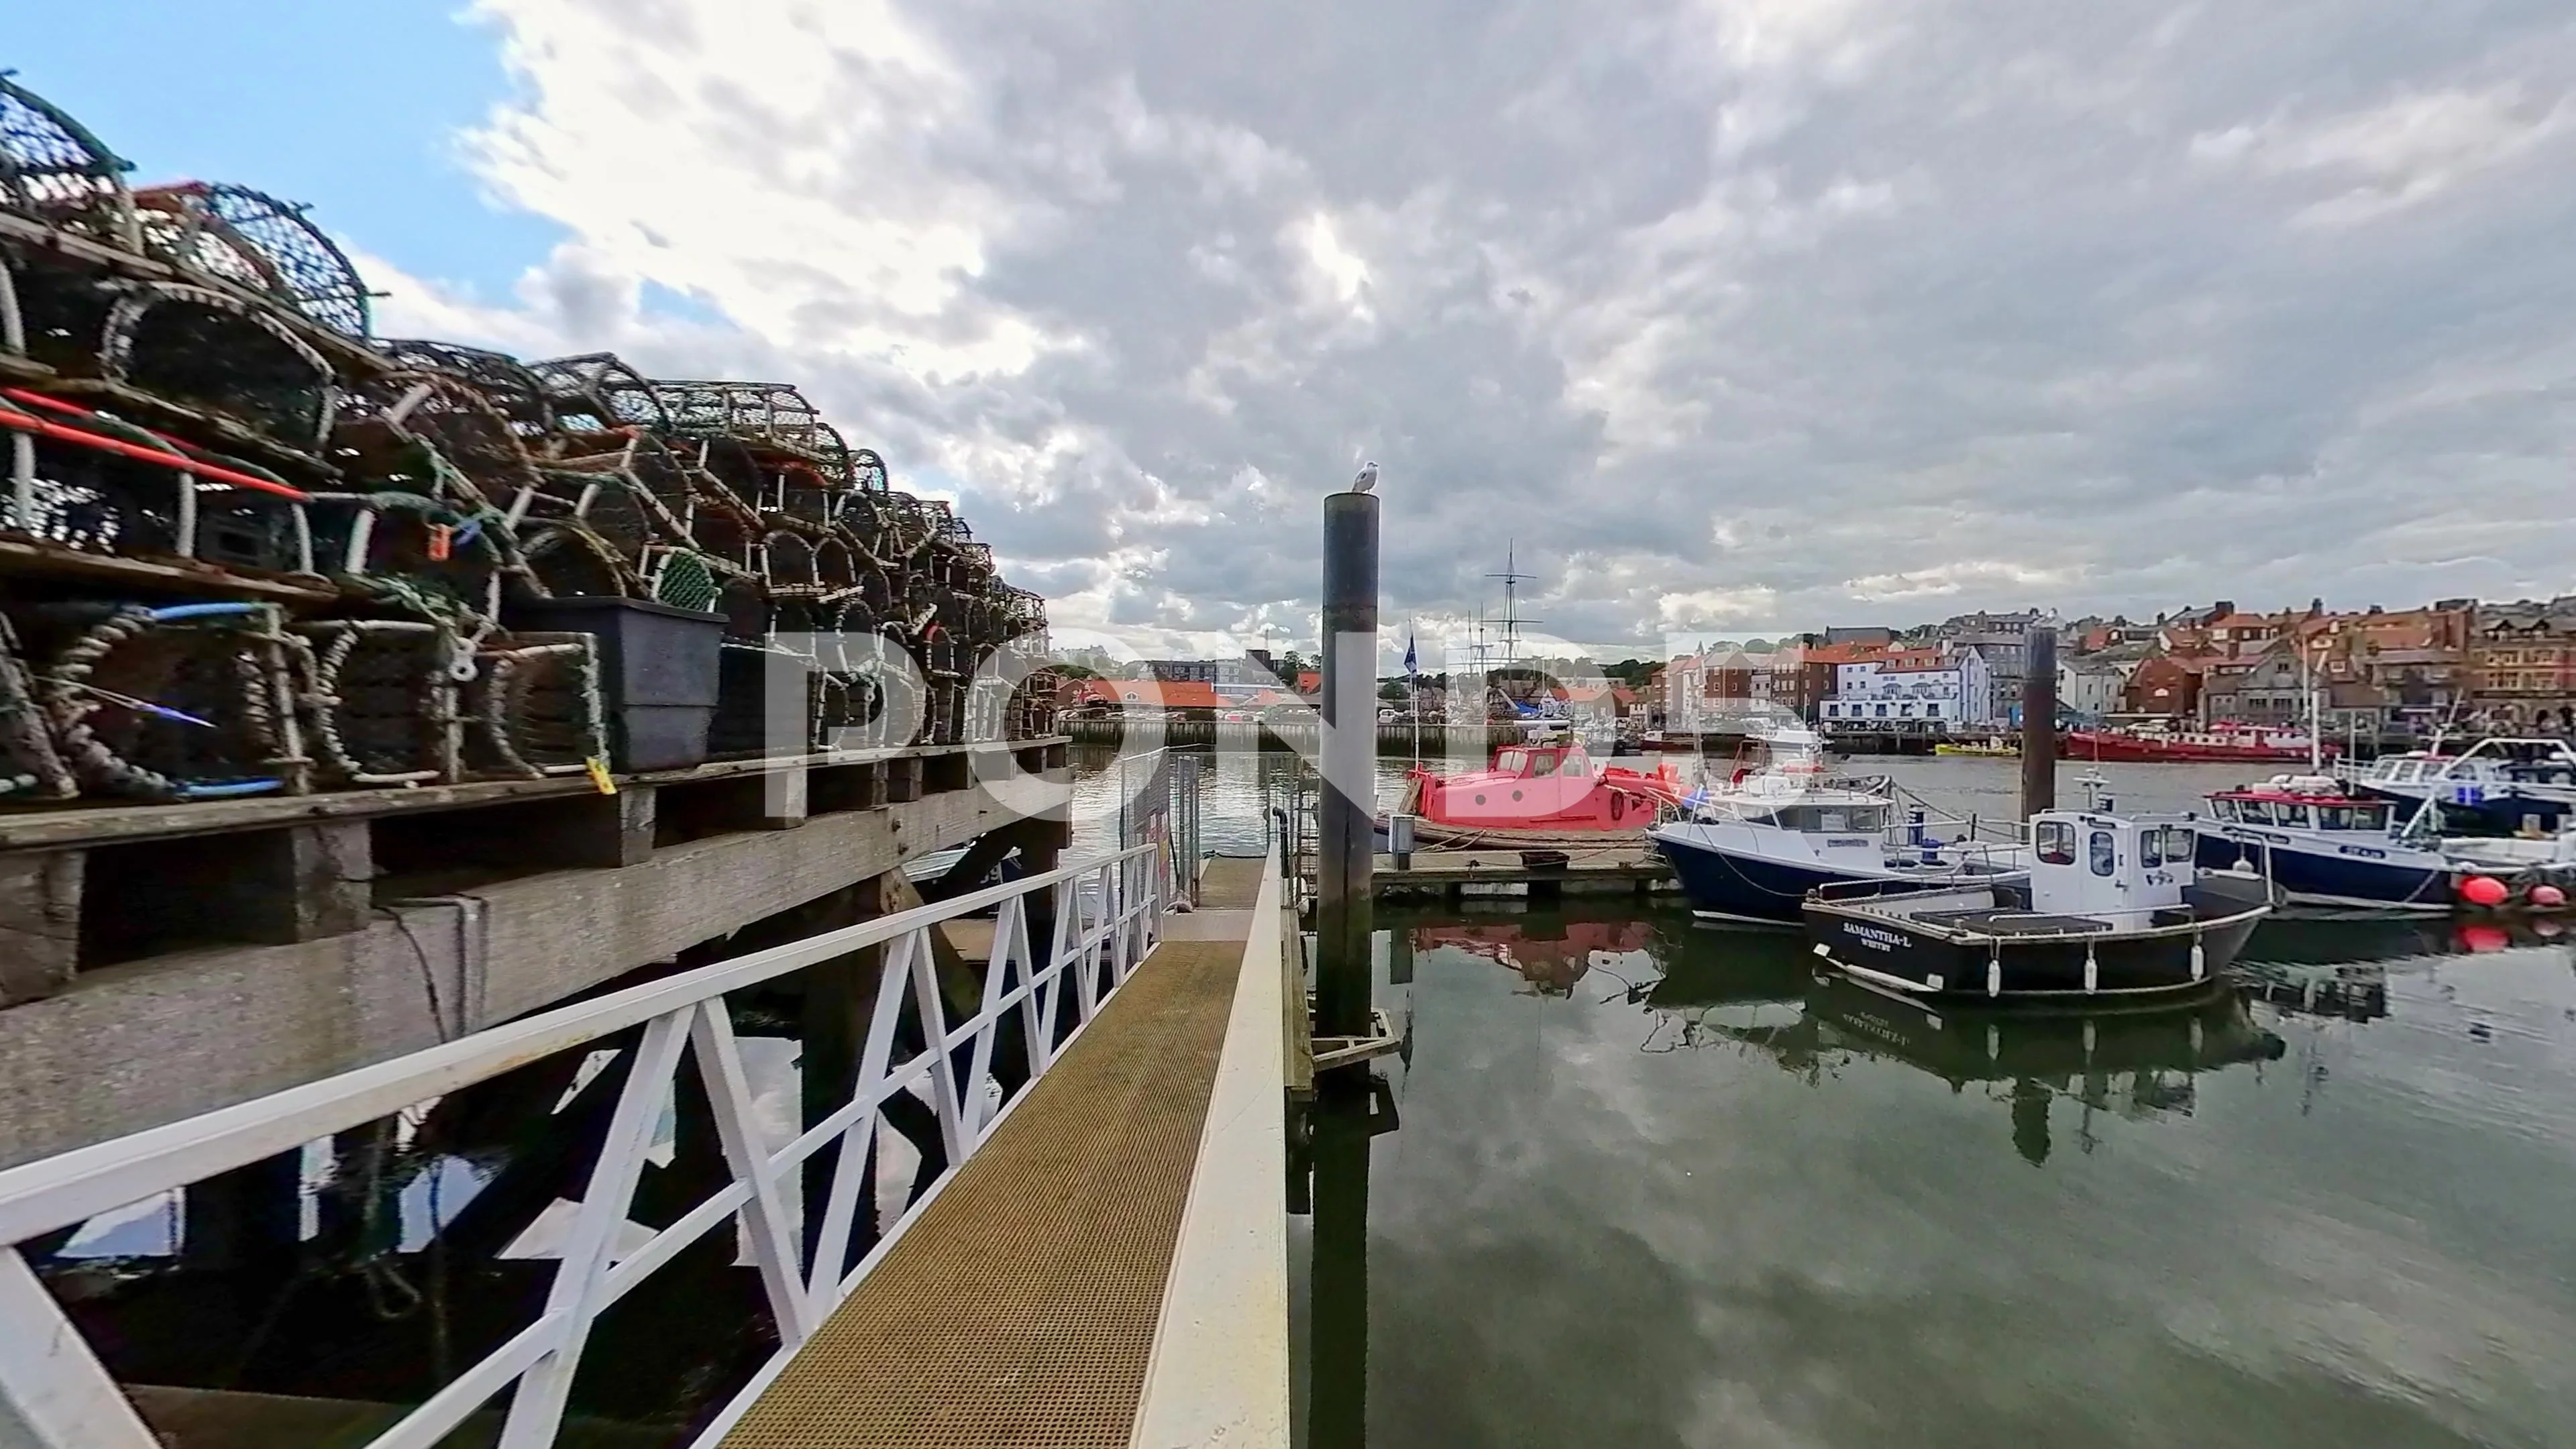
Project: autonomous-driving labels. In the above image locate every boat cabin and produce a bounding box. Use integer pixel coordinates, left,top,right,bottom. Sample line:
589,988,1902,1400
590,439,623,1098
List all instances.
1733,800,1891,835
2027,810,2201,920
1489,743,1595,782
2205,788,2392,834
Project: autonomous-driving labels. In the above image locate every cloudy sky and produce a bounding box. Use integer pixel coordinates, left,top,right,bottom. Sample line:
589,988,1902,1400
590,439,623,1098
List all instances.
19,1,2576,657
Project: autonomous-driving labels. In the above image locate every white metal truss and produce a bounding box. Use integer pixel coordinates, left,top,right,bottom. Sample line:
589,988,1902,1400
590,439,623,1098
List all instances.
0,843,1169,1449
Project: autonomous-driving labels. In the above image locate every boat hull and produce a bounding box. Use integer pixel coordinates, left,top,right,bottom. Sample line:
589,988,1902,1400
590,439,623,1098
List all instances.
2192,824,2452,911
1805,894,2267,999
1656,834,1854,922
2065,731,2320,764
1652,830,2018,925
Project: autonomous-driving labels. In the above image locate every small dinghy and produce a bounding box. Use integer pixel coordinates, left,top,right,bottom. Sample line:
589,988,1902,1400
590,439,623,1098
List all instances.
1804,807,2271,1000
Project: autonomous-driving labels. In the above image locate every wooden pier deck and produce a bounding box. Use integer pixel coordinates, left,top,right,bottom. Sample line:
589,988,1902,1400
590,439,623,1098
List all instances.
716,855,1289,1448
1302,845,1682,903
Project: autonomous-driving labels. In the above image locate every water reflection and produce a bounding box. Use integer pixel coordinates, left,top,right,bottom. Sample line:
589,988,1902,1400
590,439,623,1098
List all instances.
1326,907,2576,1448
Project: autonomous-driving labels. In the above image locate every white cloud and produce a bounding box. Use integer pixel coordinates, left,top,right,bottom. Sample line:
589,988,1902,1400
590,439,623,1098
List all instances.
307,0,2576,653
2191,83,2576,225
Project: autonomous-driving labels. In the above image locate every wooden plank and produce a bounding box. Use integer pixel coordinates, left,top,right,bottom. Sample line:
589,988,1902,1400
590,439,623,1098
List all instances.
0,535,338,604
0,739,1066,853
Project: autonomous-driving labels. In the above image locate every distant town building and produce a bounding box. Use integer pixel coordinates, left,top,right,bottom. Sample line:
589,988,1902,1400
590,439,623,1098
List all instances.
1820,647,1997,730
1140,657,1248,686
2471,598,2576,731
2057,655,2133,722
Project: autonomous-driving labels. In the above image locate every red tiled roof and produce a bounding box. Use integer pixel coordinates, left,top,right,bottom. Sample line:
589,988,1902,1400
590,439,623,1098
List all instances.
1807,642,1889,665
1094,680,1231,710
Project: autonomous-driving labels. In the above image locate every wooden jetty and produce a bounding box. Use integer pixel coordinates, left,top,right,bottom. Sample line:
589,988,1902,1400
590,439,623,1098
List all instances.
1301,843,1680,904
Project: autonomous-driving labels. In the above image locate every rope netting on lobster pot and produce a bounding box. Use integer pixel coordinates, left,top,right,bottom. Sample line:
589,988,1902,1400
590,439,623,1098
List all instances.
306,488,512,625
759,527,820,594
515,519,641,602
0,388,317,575
0,76,136,246
633,543,737,614
672,438,763,573
848,447,889,493
754,452,847,527
375,341,555,435
1,249,119,376
465,631,605,778
653,380,852,480
341,370,537,517
134,182,372,338
590,430,702,537
0,614,74,798
101,282,336,452
15,600,310,800
290,614,464,786
529,352,669,433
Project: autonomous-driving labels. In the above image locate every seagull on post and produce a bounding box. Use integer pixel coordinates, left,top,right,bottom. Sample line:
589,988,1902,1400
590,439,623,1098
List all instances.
1352,460,1379,493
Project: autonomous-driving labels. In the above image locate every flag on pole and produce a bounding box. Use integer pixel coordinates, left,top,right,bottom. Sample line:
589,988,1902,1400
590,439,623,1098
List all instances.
1403,632,1418,678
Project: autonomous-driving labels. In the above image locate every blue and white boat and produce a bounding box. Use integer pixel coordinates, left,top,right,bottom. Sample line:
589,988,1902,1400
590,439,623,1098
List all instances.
2193,777,2452,912
2196,772,2576,912
1652,782,2028,925
2344,738,2576,837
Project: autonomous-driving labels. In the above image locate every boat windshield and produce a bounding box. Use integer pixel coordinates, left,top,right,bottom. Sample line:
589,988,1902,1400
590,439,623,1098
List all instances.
2316,802,2390,831
1495,749,1529,774
1766,804,1888,833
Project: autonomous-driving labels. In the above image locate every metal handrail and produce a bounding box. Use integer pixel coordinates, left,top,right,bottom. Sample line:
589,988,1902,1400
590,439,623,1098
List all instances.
0,842,1170,1449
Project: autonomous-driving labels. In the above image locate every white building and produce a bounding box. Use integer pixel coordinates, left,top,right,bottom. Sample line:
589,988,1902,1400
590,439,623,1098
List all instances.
1819,647,1998,729
2057,655,2133,722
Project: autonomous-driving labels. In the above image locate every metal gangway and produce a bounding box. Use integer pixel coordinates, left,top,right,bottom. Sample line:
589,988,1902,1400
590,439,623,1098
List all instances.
0,845,1292,1448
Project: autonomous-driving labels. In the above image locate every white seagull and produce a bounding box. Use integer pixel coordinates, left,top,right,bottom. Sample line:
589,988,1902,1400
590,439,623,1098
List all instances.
1352,460,1379,493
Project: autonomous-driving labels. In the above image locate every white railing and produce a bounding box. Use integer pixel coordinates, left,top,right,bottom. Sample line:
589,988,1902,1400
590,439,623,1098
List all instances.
0,843,1169,1449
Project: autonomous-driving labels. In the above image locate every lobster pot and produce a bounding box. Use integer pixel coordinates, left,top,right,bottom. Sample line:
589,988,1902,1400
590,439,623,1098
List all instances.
761,529,819,592
0,616,74,799
292,619,462,786
4,253,118,377
464,631,605,779
812,533,857,593
710,641,818,758
103,283,336,450
918,680,963,747
3,419,313,576
306,492,506,623
814,671,869,748
1014,667,1063,740
515,521,639,602
963,670,1014,743
21,602,309,800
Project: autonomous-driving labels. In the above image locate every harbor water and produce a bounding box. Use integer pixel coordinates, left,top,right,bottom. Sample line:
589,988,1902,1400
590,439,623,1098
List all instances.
1095,746,2576,1447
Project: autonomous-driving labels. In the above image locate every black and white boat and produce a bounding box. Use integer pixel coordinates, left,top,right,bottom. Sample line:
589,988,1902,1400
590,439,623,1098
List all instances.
1805,808,2271,999
1652,782,2028,925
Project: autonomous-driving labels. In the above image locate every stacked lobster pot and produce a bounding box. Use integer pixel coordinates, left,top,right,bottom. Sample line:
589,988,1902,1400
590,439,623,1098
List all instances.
0,74,1054,806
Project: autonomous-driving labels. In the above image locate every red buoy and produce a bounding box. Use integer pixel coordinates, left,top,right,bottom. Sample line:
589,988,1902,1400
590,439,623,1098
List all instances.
2531,883,2569,910
2459,875,2510,908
